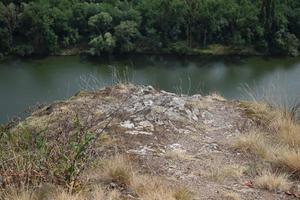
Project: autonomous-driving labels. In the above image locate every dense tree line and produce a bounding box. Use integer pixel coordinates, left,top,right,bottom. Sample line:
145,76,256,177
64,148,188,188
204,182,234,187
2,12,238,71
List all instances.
0,0,299,57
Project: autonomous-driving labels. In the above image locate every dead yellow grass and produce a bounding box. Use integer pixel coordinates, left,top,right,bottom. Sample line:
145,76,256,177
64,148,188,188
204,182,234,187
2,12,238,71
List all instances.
240,101,278,123
233,131,300,173
2,155,193,200
235,101,300,193
272,116,300,147
99,155,134,186
53,192,85,200
131,175,176,200
90,188,121,200
233,131,273,159
208,92,226,102
236,102,300,162
275,148,300,173
3,190,33,200
254,171,292,192
206,159,247,182
102,156,193,200
173,187,194,200
241,101,300,148
221,191,241,200
3,187,121,200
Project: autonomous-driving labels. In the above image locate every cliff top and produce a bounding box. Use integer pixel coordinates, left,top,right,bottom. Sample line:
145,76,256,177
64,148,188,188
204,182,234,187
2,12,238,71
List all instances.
1,84,297,200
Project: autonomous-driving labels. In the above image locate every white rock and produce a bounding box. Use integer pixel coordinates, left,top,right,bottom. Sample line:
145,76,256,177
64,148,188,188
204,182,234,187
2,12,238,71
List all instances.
186,109,198,121
141,85,155,93
143,99,154,106
178,129,192,134
169,143,186,152
165,109,185,121
161,90,176,96
120,120,135,129
125,130,153,135
127,146,155,155
170,97,186,110
191,94,202,99
138,120,154,131
203,119,214,124
201,111,214,119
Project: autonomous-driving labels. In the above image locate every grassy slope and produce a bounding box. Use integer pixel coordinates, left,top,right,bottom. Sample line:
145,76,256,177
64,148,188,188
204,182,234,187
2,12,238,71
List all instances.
234,101,300,195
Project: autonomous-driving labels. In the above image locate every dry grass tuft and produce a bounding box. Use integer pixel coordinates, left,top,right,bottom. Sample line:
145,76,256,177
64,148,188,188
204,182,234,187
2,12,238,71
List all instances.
121,160,194,200
274,148,300,173
240,101,277,124
53,191,85,200
241,101,300,148
131,174,181,200
254,171,292,192
131,174,170,195
232,131,274,160
233,129,300,173
48,186,121,200
3,189,34,200
221,191,241,200
105,190,122,200
272,116,300,147
235,100,300,193
90,188,121,200
237,101,300,157
2,187,82,200
1,155,193,200
99,155,134,186
206,159,247,182
209,92,226,101
173,187,194,200
87,155,194,200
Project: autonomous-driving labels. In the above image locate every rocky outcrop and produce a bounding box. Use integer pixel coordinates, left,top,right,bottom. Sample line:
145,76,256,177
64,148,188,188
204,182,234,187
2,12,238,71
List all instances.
10,84,293,199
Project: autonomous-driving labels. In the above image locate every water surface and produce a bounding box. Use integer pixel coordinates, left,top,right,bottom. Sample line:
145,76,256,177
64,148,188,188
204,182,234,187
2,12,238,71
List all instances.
0,55,300,123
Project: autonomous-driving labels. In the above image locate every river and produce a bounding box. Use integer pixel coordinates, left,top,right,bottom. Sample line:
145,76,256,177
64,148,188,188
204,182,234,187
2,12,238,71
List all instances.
0,55,300,123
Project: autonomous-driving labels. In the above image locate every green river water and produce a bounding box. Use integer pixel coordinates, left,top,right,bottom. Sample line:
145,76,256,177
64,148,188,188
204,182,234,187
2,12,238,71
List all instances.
0,55,300,123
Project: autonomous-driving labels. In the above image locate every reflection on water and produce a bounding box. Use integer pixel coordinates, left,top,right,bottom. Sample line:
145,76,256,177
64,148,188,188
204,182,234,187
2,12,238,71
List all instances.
0,55,300,123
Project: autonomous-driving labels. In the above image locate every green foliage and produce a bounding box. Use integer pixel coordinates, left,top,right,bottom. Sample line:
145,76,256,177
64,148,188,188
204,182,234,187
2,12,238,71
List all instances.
114,20,140,52
0,117,99,189
19,2,58,54
0,28,10,54
288,7,300,39
13,44,34,56
169,41,193,54
88,12,113,34
0,0,299,56
274,29,299,56
89,32,116,55
0,2,17,53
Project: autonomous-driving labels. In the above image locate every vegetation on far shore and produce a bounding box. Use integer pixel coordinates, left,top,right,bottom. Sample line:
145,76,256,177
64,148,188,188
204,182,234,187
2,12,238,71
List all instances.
0,0,300,59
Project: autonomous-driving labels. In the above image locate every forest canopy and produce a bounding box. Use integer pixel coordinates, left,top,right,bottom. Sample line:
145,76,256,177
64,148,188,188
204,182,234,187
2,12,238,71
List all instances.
0,0,299,57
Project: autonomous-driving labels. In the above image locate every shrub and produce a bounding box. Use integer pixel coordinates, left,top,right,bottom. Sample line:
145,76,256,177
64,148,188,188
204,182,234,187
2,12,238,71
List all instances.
13,45,34,56
273,29,299,56
89,32,116,56
114,20,140,53
0,117,96,190
169,41,192,55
